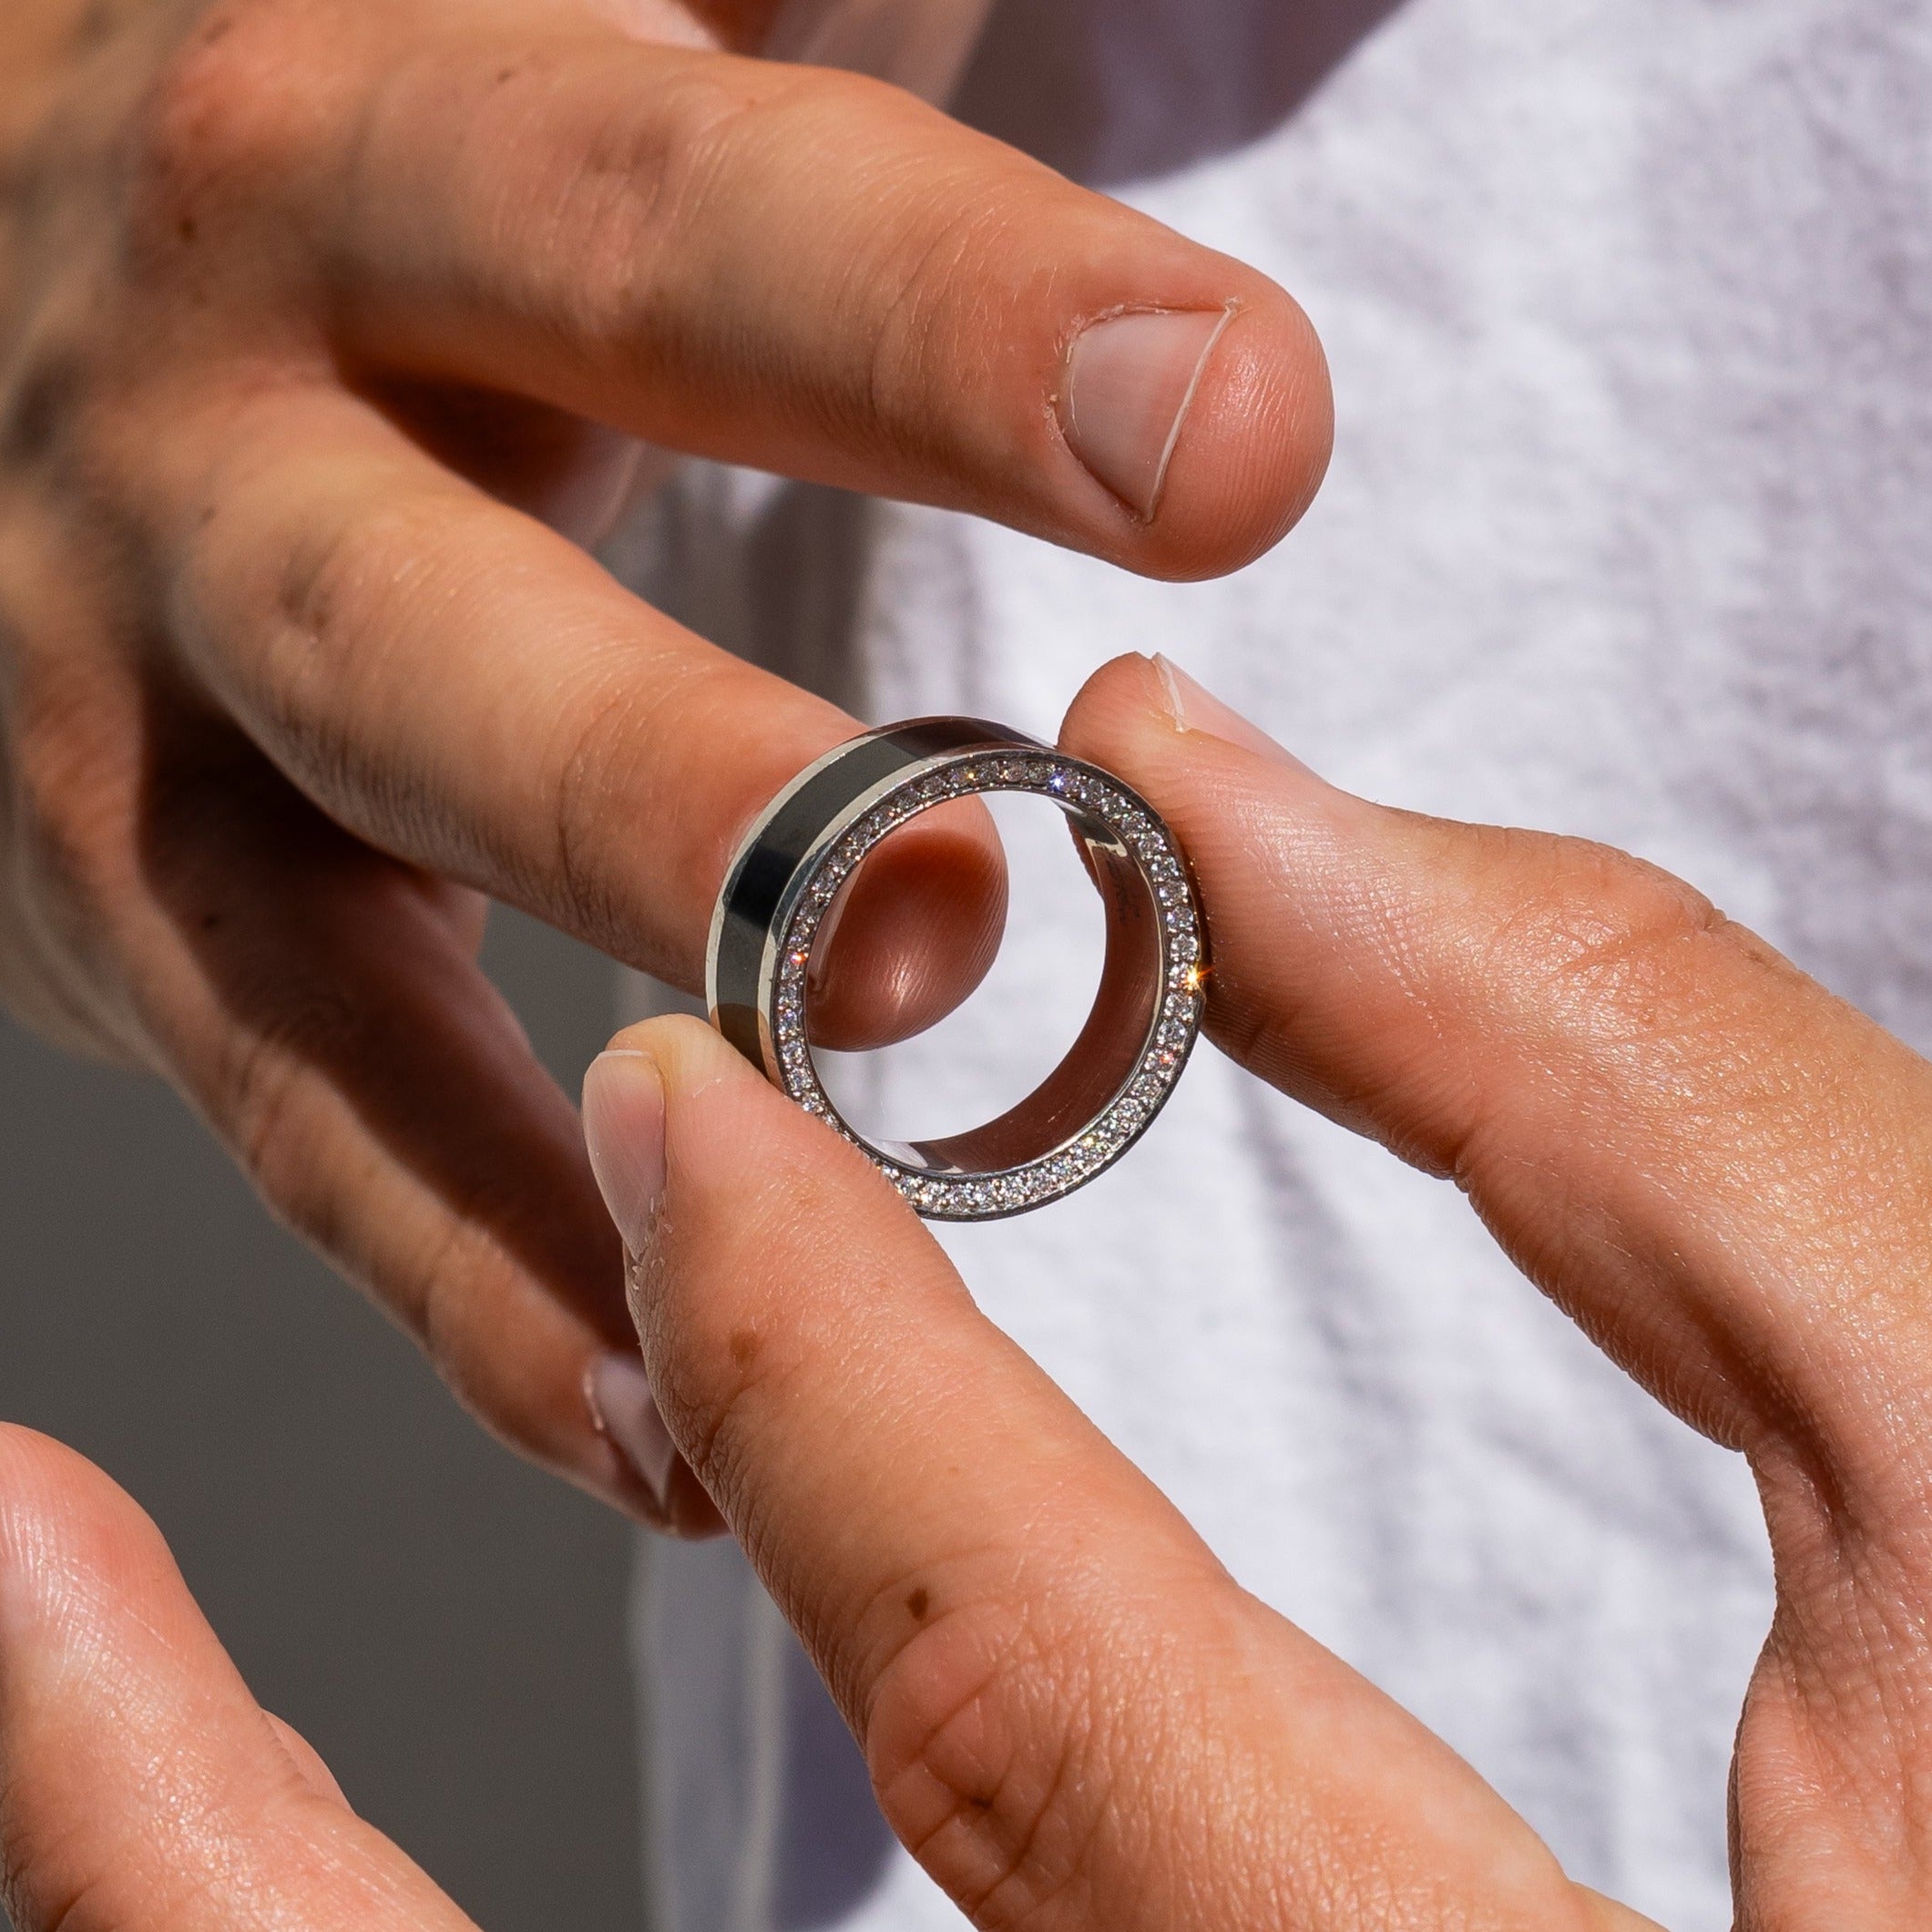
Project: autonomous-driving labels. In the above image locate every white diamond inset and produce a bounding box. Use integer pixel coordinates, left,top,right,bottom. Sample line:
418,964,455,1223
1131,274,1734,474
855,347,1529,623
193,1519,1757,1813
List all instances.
766,752,1207,1222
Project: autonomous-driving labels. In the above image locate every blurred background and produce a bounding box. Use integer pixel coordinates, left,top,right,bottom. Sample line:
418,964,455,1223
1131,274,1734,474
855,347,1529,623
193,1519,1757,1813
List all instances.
0,909,643,1931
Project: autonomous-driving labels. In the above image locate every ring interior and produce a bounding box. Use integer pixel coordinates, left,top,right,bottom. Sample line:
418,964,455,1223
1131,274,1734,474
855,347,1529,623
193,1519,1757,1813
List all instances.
812,800,1164,1178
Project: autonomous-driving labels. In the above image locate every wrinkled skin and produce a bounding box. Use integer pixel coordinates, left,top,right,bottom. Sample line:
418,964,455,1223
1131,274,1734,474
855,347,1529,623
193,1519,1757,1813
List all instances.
8,659,1932,1928
586,654,1932,1932
0,0,1330,1515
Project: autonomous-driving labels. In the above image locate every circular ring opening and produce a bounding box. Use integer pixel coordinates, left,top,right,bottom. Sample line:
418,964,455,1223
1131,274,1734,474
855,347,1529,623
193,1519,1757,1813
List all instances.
709,725,1206,1221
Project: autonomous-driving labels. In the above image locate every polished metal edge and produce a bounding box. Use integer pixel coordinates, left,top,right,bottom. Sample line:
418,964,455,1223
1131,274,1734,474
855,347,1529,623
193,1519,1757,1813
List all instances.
705,722,1204,1222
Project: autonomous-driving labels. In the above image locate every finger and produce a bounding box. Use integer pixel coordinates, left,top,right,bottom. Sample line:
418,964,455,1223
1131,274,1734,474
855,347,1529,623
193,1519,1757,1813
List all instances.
310,26,1330,578
581,1020,1627,1932
1066,652,1932,1927
162,383,1005,1052
1060,654,1932,1517
119,718,722,1535
0,1426,475,1932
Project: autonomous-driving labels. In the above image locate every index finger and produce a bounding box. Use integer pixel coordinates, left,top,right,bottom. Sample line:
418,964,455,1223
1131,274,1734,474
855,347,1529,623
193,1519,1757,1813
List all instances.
163,387,1004,1051
171,7,1328,576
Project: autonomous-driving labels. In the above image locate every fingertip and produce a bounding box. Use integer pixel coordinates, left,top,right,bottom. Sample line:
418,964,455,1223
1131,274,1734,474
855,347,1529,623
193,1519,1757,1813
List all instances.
598,1012,834,1234
1058,654,1385,1111
0,1433,330,1907
581,1351,731,1539
0,1419,117,1499
874,150,1330,581
605,1014,916,1248
1062,651,1338,801
1131,291,1334,580
1050,271,1333,582
0,1420,102,1518
605,1016,929,1359
603,1008,748,1096
686,692,1008,1055
681,1022,884,1215
1059,651,1228,801
1059,651,1176,766
0,1426,173,1641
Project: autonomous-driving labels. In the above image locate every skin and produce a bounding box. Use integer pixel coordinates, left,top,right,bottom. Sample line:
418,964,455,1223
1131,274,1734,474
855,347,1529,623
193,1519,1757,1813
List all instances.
8,657,1932,1927
0,0,1332,1515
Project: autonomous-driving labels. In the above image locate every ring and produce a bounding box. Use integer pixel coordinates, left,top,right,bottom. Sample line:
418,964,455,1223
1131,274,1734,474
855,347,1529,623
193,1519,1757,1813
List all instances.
706,719,1208,1221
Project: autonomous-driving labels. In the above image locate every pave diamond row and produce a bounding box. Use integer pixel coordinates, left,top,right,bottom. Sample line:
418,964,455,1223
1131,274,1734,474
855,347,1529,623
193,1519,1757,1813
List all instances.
767,752,1205,1221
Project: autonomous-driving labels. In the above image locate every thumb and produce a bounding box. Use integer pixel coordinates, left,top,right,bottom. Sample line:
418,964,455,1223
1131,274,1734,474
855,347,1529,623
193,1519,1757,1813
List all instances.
0,1426,471,1932
1065,653,1932,1932
582,1018,1628,1932
1060,651,1932,1481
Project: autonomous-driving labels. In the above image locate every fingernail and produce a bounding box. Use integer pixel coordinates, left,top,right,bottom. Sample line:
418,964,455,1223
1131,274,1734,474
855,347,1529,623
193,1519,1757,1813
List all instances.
1062,306,1234,520
585,1352,678,1511
583,1049,666,1254
1152,653,1314,772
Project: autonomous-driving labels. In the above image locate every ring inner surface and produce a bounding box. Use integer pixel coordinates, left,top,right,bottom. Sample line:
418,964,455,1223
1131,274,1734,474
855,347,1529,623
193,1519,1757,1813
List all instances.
812,800,1162,1178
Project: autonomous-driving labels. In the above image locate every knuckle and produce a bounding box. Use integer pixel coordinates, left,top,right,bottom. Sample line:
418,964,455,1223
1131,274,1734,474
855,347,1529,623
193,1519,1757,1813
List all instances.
11,693,136,915
133,9,276,207
557,60,855,350
128,2,349,254
863,182,1018,440
542,669,651,954
260,489,390,730
266,481,649,942
563,66,779,342
864,1593,1101,1927
406,1211,492,1387
237,484,445,812
0,340,90,476
214,992,506,1414
1482,829,1733,1043
1360,824,1752,1185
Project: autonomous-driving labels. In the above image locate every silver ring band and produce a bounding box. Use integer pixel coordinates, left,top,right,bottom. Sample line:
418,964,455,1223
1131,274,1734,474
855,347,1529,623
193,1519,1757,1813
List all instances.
705,719,1207,1221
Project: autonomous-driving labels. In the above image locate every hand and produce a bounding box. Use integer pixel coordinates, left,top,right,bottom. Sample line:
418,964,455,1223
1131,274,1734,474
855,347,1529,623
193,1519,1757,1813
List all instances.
578,652,1932,1927
0,1425,505,1932
0,0,1331,1517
